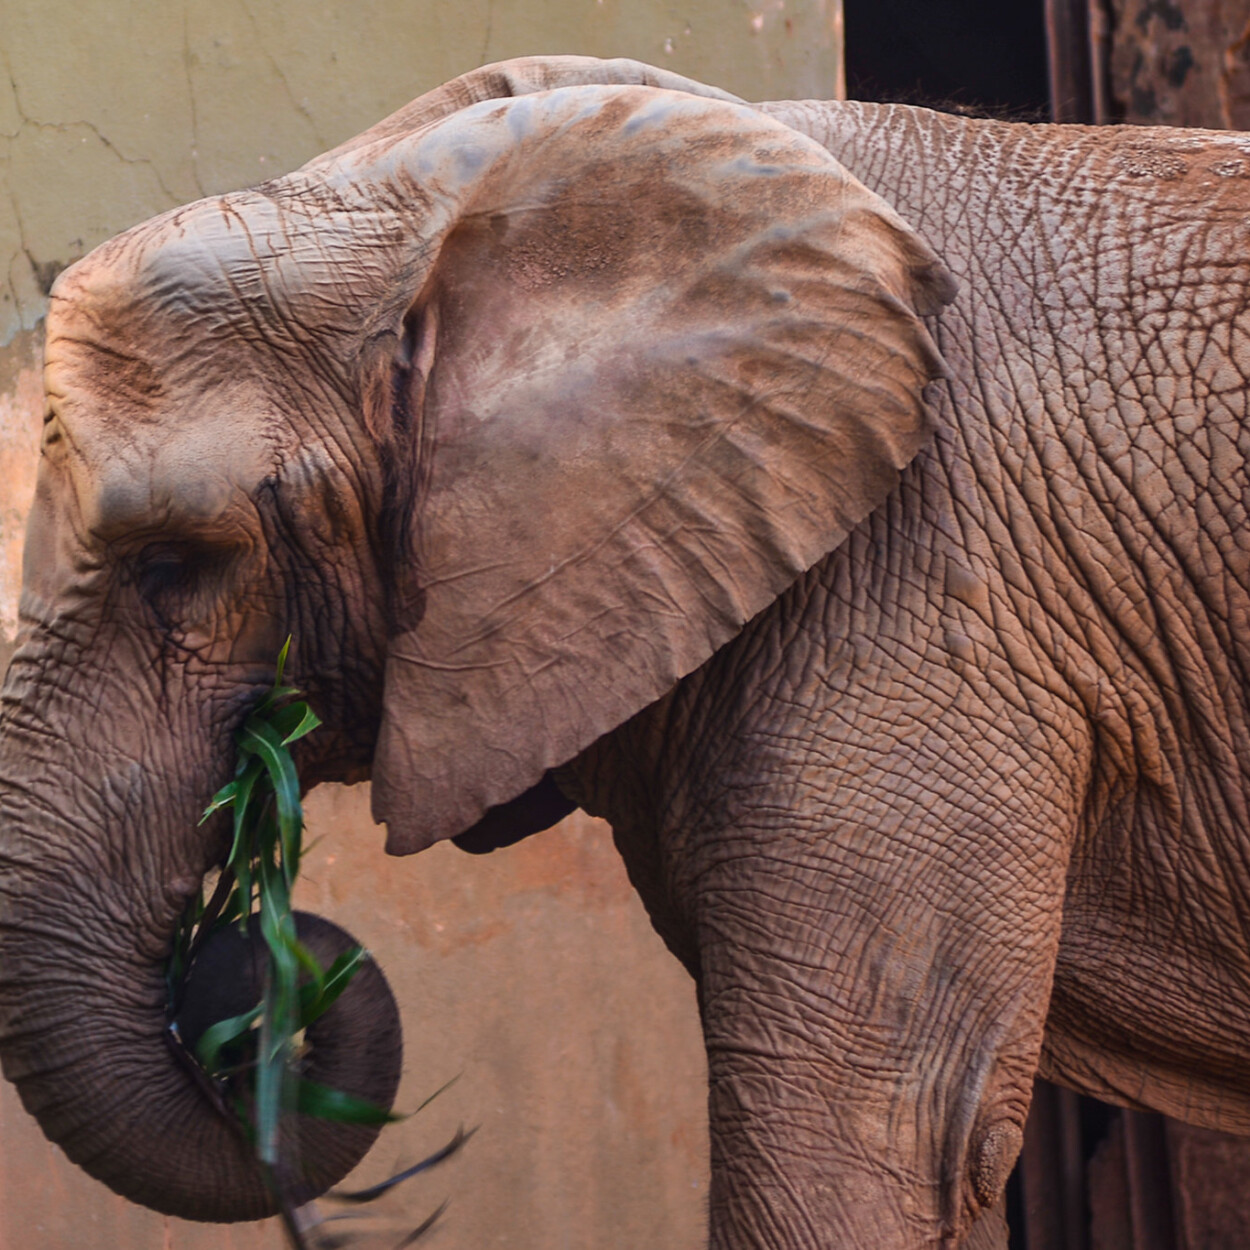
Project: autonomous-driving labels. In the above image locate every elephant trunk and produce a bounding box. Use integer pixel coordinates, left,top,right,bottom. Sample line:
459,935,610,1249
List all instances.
0,649,400,1222
0,803,277,1219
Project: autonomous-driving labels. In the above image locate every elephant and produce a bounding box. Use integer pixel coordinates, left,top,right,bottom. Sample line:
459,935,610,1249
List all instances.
2,49,1250,1249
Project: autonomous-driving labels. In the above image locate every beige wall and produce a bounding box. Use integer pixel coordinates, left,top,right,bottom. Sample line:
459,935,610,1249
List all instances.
0,0,843,348
0,3,841,1245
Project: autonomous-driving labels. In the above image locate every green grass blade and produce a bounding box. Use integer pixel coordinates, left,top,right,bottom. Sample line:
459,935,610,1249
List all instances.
255,977,286,1164
237,719,302,877
195,1003,262,1074
290,936,326,1002
252,684,301,718
413,1074,460,1116
268,701,322,747
233,854,253,932
297,946,366,1029
257,858,300,1060
255,860,301,1161
274,636,291,687
295,1078,403,1125
227,758,265,864
281,705,322,747
199,779,239,825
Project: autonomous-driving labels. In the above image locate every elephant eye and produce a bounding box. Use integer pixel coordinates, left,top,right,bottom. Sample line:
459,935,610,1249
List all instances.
136,544,198,601
132,543,225,629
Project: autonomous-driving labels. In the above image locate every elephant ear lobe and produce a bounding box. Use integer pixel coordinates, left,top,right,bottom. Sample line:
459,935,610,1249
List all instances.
364,85,956,853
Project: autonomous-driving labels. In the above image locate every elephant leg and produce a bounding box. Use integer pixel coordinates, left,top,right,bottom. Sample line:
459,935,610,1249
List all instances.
683,720,1080,1246
960,1198,1008,1250
622,594,1093,1248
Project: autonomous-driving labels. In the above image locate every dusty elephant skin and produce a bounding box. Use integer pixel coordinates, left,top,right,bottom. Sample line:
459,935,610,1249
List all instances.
1,50,1249,1248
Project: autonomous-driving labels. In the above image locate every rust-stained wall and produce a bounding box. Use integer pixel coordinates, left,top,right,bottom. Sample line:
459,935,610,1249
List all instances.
0,3,843,1246
0,785,709,1249
0,334,40,669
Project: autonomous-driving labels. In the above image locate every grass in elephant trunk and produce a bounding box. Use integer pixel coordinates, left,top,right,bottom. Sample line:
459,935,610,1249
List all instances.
165,639,436,1244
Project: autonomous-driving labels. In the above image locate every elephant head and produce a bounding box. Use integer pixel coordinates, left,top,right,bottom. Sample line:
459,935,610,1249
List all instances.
0,60,953,1221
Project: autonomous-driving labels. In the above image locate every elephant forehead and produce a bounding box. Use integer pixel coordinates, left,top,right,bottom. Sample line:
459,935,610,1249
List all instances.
48,407,274,546
48,190,370,360
86,416,274,538
45,302,250,429
42,324,277,542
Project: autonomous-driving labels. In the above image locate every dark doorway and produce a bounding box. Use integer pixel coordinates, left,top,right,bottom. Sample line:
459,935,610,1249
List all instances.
842,0,1051,117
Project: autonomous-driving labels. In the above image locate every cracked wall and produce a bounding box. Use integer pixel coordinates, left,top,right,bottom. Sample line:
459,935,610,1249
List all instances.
0,4,840,1247
0,0,842,346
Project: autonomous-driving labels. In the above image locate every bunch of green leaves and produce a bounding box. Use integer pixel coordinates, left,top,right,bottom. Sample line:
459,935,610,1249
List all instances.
168,639,396,1170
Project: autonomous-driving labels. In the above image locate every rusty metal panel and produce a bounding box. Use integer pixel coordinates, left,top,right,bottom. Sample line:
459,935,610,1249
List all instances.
1020,1081,1090,1250
1047,0,1098,120
1166,1120,1250,1250
1108,0,1250,126
1020,1081,1250,1250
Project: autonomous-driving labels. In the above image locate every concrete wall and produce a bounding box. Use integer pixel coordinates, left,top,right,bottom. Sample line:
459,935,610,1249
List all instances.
0,0,843,350
0,2,842,1246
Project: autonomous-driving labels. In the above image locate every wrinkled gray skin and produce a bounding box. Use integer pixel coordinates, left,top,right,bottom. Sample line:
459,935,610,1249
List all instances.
3,53,1250,1249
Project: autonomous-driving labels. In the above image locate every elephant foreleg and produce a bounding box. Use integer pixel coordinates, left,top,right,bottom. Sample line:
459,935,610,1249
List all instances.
687,719,1080,1245
960,1198,1008,1250
606,592,1095,1248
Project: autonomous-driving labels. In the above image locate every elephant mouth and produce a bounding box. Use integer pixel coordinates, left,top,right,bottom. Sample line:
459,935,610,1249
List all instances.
166,908,405,1215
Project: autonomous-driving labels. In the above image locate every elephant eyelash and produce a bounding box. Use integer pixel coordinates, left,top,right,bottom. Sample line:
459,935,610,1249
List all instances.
132,543,221,617
136,545,191,588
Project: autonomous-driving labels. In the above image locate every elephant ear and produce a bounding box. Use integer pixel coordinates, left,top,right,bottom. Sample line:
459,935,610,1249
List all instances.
337,85,956,852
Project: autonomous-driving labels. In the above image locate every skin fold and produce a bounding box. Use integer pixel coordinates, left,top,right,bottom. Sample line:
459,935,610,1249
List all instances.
1,52,1248,1248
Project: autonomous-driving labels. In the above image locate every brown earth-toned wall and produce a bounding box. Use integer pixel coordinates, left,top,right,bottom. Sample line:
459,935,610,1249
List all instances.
0,4,842,1247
